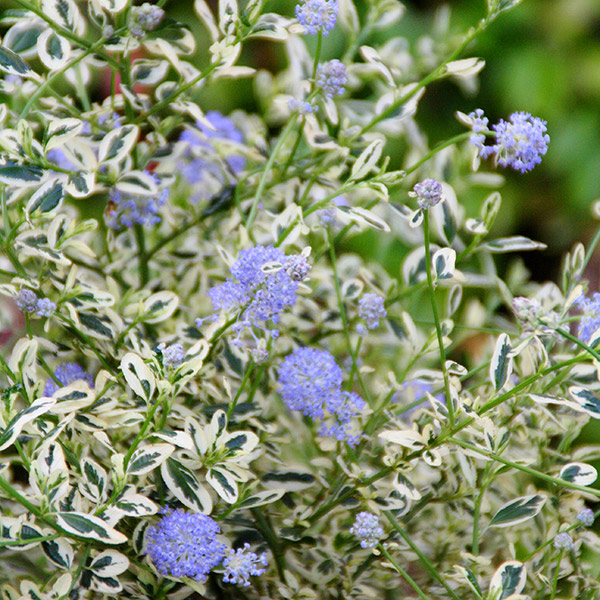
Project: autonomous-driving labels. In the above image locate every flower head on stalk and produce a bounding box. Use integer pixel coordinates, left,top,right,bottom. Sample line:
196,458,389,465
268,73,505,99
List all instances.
295,0,338,35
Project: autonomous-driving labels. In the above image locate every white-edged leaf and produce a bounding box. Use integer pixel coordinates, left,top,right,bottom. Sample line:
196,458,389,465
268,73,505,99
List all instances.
350,139,383,181
98,125,139,164
131,59,170,85
0,44,32,77
142,291,179,324
161,458,213,513
392,473,421,500
207,467,239,503
55,512,127,544
219,0,238,36
114,492,158,517
45,118,83,152
337,205,390,232
89,550,129,577
482,236,547,254
127,443,174,475
42,537,74,569
567,386,600,419
445,57,485,78
432,247,456,280
115,170,158,196
0,397,57,452
66,171,95,198
238,489,285,509
378,429,425,451
489,494,546,528
79,457,108,503
490,333,513,392
26,179,64,215
41,0,81,33
98,0,128,12
194,0,219,40
0,163,45,187
559,462,598,486
489,561,527,600
120,353,156,401
79,312,115,341
37,30,71,71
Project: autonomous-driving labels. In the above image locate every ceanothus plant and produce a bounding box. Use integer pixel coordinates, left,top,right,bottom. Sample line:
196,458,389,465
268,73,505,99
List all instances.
0,0,599,599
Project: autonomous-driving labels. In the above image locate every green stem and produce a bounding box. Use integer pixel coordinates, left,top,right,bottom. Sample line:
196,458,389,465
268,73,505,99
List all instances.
384,513,462,600
554,326,600,362
251,507,287,583
549,551,562,600
450,437,600,500
378,544,429,600
134,224,149,286
227,362,255,419
423,210,454,425
582,224,600,273
245,116,299,231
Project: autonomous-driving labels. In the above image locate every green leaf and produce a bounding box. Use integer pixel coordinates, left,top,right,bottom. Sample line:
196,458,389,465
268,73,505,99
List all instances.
489,494,546,528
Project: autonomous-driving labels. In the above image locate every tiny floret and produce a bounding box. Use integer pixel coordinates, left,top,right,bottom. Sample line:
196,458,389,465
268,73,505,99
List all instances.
163,343,185,368
44,362,94,397
288,98,318,115
146,509,226,581
467,108,490,151
575,293,600,344
295,0,338,35
577,508,595,527
316,60,347,98
411,178,444,210
350,512,383,549
222,543,268,587
278,347,365,445
553,532,574,551
358,293,386,330
285,254,311,282
15,289,38,313
35,298,56,317
129,3,165,38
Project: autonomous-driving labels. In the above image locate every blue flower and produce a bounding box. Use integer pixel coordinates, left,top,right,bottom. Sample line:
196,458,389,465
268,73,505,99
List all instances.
577,508,594,527
162,343,185,368
410,178,444,210
146,509,227,581
316,60,347,98
44,362,94,397
358,293,386,330
35,298,56,317
15,289,38,313
295,0,338,35
553,532,573,551
105,173,168,230
180,111,245,176
575,293,600,344
207,246,306,330
471,110,549,173
350,512,383,548
222,544,268,587
278,347,365,445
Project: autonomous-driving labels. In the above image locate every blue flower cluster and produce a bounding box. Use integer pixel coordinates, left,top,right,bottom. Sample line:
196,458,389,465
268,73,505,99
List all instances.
577,508,595,526
44,362,94,396
316,60,347,98
553,532,573,551
207,246,310,333
469,110,549,173
411,178,444,210
146,509,226,581
350,512,383,548
222,544,268,587
574,293,600,344
295,0,338,35
278,347,365,445
162,343,184,368
179,111,245,182
358,293,386,331
16,289,56,318
106,174,168,230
